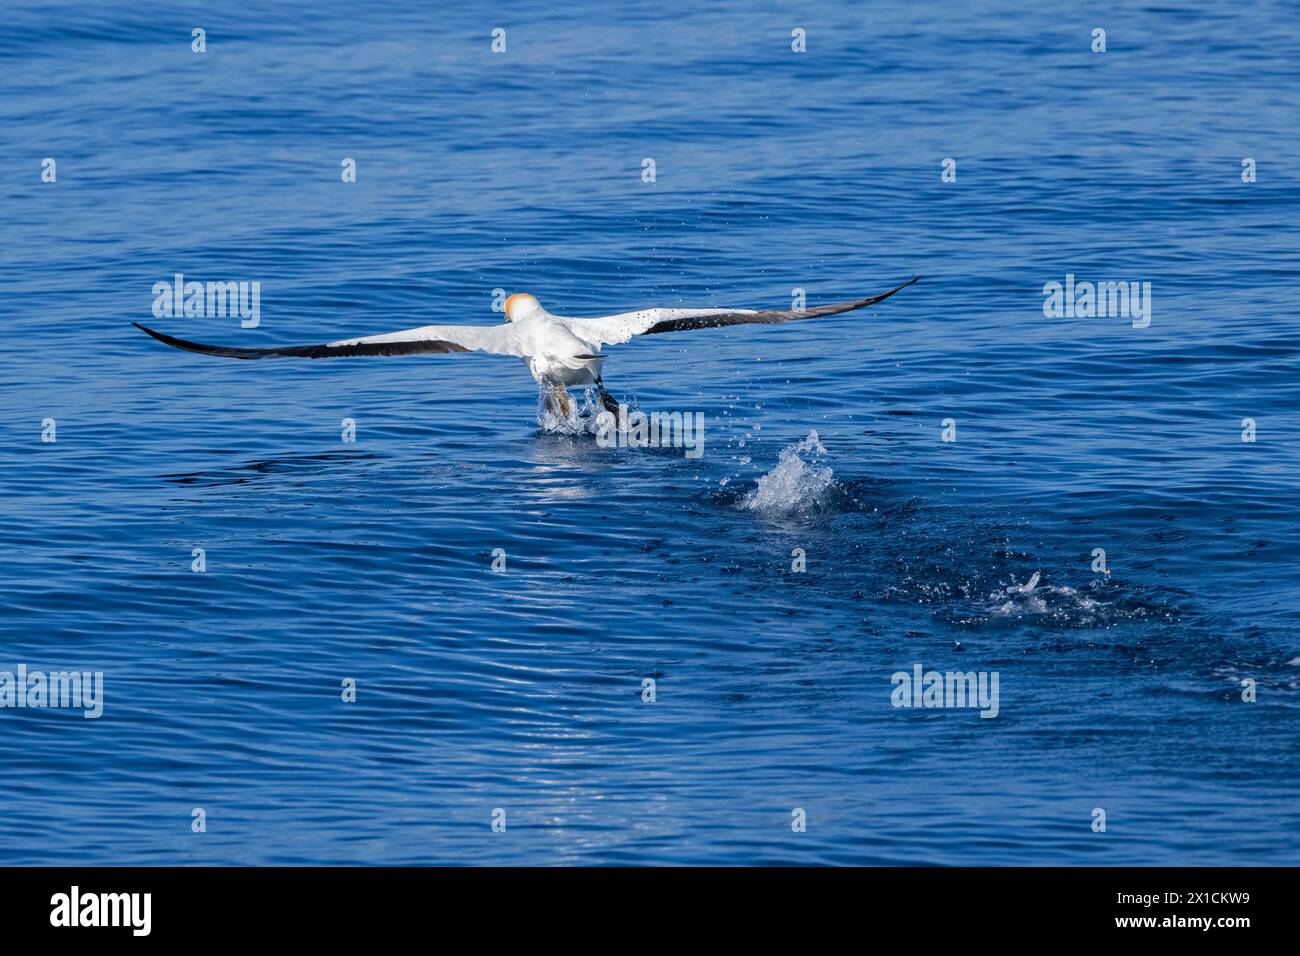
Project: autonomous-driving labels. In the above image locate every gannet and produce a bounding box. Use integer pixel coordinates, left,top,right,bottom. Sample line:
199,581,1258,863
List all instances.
134,276,920,417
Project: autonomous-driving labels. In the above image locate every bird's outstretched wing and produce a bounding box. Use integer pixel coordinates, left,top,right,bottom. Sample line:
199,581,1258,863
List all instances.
132,321,523,360
566,276,921,348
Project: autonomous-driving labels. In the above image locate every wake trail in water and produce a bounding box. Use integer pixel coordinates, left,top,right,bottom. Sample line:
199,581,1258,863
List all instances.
731,434,1177,631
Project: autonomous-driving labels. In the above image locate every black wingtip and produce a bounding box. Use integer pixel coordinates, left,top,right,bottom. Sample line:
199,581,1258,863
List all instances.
132,321,220,355
134,321,191,351
860,275,922,308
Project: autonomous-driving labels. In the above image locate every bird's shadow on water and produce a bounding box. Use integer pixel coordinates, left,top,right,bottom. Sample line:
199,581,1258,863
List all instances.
161,450,383,488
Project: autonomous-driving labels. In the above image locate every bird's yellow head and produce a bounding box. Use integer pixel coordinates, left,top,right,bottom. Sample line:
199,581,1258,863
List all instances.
504,293,542,322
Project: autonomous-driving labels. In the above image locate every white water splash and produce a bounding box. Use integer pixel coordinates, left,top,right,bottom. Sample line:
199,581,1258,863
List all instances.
989,571,1106,619
535,386,606,435
741,430,835,516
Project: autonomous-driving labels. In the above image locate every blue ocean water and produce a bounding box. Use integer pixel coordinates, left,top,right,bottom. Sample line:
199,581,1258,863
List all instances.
1,0,1298,865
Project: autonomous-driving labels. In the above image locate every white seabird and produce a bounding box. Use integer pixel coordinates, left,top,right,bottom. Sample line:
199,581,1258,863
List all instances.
134,276,920,417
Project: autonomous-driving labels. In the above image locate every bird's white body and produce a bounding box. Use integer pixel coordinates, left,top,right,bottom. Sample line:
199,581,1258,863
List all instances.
525,349,602,388
508,298,606,387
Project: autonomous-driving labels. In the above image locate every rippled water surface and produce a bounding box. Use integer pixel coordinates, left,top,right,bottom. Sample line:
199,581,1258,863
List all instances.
2,0,1299,865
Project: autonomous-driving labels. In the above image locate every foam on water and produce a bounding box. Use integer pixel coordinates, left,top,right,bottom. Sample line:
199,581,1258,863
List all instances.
987,571,1114,625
